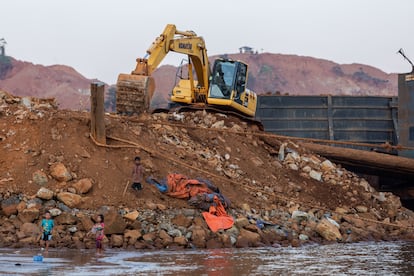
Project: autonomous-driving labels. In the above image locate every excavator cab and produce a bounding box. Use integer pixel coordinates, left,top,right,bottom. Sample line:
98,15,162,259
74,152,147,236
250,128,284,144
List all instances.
208,59,257,117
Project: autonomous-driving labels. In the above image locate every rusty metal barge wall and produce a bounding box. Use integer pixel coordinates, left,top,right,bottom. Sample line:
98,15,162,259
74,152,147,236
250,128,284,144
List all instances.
256,95,399,152
398,72,414,158
255,72,414,158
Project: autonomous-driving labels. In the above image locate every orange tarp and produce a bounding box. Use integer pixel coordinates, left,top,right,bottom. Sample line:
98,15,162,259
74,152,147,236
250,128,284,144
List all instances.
163,173,234,232
202,196,234,232
165,173,213,199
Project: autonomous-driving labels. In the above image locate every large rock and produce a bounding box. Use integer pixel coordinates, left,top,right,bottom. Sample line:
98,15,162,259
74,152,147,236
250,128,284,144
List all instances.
234,217,249,228
320,160,335,171
0,221,16,234
123,210,139,222
191,226,207,248
48,208,62,217
309,170,322,181
50,163,72,182
206,238,223,249
78,215,94,231
18,208,39,223
211,120,225,128
171,214,192,228
111,234,124,247
142,232,156,242
55,213,78,225
241,203,251,212
343,216,366,229
57,192,82,208
72,178,93,194
124,229,142,245
167,229,182,238
16,201,26,213
220,233,233,247
159,229,173,245
356,205,368,213
174,236,187,246
36,187,54,200
27,198,43,209
20,222,41,237
236,229,261,247
335,207,349,215
104,210,127,235
1,195,20,216
315,218,342,241
292,210,310,222
32,170,48,186
386,194,402,218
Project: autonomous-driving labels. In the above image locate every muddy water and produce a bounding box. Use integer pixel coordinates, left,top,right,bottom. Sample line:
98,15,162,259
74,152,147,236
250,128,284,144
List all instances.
1,242,413,275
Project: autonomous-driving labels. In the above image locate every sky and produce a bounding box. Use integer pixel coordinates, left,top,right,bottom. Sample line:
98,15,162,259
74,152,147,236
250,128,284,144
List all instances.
1,0,413,84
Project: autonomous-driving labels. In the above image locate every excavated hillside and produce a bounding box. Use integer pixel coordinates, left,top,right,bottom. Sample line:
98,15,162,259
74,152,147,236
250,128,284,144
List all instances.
0,57,92,110
149,53,398,109
1,90,414,249
0,54,398,112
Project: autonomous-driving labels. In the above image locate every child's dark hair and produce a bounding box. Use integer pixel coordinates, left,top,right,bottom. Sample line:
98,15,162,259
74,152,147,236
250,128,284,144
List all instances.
45,210,50,215
98,214,104,222
135,156,141,161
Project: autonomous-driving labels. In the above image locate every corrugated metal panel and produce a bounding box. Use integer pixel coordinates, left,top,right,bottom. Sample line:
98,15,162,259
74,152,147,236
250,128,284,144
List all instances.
257,96,329,139
398,73,414,158
256,95,398,150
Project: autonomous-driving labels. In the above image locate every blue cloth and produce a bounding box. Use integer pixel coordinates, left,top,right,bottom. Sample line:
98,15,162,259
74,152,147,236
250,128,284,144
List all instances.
146,177,168,192
41,219,54,234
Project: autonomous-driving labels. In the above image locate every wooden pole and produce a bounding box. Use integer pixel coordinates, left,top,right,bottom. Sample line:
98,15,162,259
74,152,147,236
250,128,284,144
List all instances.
90,82,106,144
300,142,414,176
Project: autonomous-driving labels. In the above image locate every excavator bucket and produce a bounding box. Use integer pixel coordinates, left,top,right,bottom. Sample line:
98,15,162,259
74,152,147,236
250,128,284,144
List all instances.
116,74,155,115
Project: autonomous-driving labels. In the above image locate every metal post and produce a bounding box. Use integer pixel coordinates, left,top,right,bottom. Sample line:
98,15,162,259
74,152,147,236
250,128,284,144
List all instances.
327,95,334,140
90,82,106,144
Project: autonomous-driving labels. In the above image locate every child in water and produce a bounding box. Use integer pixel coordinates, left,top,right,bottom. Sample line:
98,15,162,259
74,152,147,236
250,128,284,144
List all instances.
40,210,54,252
90,214,105,252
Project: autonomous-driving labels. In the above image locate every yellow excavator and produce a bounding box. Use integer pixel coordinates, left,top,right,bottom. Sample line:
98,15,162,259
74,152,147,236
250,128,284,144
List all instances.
116,24,257,118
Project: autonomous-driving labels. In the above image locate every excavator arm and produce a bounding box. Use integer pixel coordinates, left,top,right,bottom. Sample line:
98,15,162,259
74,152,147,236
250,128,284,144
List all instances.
117,24,210,114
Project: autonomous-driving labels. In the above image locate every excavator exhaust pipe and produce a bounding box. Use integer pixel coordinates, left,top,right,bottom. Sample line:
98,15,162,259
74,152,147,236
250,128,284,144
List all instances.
116,74,155,115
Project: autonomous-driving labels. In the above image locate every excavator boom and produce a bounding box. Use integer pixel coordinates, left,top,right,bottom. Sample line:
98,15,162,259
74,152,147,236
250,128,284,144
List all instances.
116,24,209,114
116,24,257,118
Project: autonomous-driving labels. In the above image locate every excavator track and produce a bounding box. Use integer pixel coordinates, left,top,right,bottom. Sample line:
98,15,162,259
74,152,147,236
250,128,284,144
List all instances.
116,74,155,115
164,104,264,131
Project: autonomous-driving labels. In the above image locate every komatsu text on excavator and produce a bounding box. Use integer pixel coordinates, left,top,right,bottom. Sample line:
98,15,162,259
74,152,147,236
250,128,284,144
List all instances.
116,24,257,118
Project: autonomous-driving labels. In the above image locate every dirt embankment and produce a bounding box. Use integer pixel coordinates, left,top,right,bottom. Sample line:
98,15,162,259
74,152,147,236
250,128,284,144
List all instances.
0,90,413,250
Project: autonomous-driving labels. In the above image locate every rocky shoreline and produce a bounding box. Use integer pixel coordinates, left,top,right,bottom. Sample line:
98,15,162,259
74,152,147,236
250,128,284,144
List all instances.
1,166,413,250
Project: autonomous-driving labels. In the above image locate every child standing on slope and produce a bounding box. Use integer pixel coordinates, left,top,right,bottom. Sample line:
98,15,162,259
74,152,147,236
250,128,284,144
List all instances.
40,211,54,252
131,156,143,191
90,214,105,252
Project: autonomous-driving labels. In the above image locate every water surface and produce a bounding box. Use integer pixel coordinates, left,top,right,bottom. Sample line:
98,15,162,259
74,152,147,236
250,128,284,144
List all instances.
1,241,413,275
